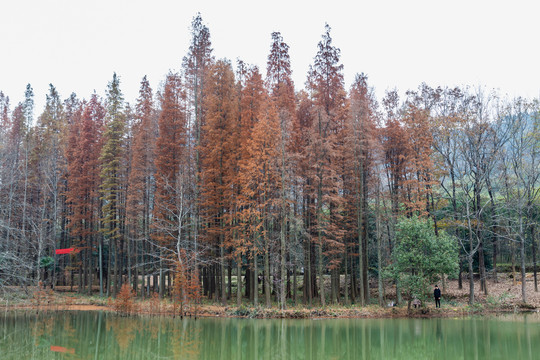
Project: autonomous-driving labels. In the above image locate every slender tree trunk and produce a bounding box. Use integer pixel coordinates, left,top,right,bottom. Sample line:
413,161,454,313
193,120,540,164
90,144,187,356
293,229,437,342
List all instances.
220,224,227,306
478,241,487,295
132,237,138,294
228,260,232,300
532,224,538,292
362,175,370,305
468,255,475,305
237,257,242,307
475,185,487,296
159,255,164,299
88,234,93,295
468,222,475,305
280,218,286,310
376,184,384,307
293,263,297,306
114,238,119,297
344,248,349,305
511,241,517,286
264,231,271,308
127,235,132,291
357,201,365,306
493,233,498,283
106,239,111,296
253,250,258,307
520,215,527,303
304,212,312,305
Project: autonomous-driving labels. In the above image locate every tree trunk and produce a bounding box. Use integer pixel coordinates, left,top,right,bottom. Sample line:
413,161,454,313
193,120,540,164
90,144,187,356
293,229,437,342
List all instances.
376,186,384,307
106,239,111,296
479,240,488,295
237,259,242,307
293,263,297,306
344,249,349,305
511,241,516,286
357,182,365,306
532,224,538,292
493,232,498,283
280,217,286,310
520,215,527,303
304,229,312,306
318,239,325,306
468,255,475,305
264,233,271,308
228,260,232,300
253,251,258,307
220,232,227,306
159,256,164,299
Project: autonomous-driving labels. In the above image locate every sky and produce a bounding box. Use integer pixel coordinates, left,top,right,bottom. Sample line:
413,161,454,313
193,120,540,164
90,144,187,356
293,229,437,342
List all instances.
2,0,540,115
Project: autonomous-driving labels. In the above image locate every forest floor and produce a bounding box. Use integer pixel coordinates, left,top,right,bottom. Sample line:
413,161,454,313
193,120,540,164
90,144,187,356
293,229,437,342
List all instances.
1,274,539,319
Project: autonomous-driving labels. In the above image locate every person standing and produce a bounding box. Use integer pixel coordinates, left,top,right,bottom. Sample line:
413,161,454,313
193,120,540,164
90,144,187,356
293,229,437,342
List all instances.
434,285,441,308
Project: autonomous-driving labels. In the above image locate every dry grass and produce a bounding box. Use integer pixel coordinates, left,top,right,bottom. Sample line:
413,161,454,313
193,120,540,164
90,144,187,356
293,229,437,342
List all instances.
2,275,538,318
444,273,540,308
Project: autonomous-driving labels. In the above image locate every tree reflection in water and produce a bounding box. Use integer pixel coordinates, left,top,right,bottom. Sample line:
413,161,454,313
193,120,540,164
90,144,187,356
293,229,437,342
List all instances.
1,311,539,359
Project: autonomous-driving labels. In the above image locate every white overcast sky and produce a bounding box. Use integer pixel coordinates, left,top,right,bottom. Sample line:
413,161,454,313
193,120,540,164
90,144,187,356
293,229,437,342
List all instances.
2,0,540,114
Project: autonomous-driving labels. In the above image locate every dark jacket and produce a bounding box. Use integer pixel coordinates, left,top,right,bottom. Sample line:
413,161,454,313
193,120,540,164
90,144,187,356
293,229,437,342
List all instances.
434,288,441,299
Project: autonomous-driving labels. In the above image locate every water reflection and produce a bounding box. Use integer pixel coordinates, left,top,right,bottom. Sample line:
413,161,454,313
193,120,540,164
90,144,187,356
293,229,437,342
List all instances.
1,311,539,359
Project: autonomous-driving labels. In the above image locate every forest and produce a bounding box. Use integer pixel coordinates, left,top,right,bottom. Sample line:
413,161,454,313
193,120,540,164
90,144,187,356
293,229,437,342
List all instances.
1,14,539,310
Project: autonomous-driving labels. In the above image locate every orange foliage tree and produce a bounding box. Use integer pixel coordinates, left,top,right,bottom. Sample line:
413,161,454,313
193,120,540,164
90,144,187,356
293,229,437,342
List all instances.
238,93,281,308
65,94,105,293
305,24,347,305
152,72,188,298
343,74,377,305
199,59,238,305
266,31,297,308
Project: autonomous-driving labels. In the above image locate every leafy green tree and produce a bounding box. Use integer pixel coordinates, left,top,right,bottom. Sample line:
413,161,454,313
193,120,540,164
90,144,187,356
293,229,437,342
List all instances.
390,217,458,310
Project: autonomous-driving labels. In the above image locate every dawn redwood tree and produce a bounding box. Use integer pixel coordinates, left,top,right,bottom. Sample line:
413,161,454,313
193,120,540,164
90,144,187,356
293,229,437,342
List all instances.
305,24,347,305
126,75,156,296
234,64,266,306
251,98,282,309
100,73,126,297
200,59,238,305
152,72,189,298
294,90,317,304
237,73,281,308
344,73,377,305
401,100,436,218
266,31,297,309
183,13,214,259
66,94,105,293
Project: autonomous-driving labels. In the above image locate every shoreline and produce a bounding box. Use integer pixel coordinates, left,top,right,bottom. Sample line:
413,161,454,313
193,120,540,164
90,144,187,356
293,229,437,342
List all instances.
2,301,537,319
2,277,539,319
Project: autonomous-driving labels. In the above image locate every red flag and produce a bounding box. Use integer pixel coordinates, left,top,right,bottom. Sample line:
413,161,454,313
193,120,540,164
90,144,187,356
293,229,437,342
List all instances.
55,248,75,255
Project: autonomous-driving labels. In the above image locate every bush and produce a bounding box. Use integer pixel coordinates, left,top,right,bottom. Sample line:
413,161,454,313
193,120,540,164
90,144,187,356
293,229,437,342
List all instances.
113,284,136,314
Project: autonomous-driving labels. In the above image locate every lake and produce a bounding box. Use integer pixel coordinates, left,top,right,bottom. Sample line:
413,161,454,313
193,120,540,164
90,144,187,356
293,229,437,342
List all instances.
1,310,539,359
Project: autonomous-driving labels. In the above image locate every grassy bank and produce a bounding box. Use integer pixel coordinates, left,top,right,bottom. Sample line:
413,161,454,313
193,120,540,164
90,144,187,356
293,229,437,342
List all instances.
1,276,538,319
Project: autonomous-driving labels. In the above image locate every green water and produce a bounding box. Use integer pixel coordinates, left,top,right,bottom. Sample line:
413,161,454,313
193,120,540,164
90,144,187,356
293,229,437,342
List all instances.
1,311,539,359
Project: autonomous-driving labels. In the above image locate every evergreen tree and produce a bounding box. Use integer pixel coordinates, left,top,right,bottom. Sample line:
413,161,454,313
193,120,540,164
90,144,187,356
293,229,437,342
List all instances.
100,73,126,296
